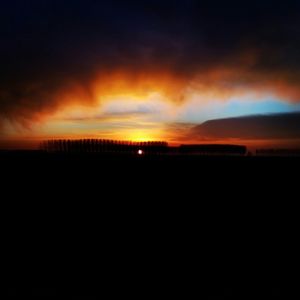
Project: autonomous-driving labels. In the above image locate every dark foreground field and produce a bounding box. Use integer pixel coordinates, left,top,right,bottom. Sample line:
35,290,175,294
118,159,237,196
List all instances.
1,150,300,172
2,151,299,298
1,150,300,191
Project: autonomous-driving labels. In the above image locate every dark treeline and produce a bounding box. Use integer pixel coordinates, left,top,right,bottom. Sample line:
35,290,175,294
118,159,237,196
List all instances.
40,140,248,156
40,139,169,155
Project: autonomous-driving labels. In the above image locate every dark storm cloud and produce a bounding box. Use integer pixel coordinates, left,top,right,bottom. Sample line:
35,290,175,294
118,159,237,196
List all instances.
191,112,300,140
1,0,300,125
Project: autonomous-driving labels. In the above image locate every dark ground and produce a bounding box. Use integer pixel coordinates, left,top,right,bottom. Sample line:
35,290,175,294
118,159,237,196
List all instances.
1,151,299,298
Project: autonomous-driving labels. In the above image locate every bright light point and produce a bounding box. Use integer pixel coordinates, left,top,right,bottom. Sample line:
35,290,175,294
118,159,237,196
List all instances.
138,149,143,155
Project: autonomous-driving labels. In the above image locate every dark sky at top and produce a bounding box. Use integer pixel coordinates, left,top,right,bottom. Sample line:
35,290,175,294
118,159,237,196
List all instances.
1,0,300,125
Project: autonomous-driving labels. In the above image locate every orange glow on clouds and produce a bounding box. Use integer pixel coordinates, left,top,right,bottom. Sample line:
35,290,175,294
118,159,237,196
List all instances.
2,67,300,149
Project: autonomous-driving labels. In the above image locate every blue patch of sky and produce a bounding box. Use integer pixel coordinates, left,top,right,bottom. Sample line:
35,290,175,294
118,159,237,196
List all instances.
179,97,300,123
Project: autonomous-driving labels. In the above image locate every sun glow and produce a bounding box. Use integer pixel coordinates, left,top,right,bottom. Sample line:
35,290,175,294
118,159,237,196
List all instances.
124,129,165,142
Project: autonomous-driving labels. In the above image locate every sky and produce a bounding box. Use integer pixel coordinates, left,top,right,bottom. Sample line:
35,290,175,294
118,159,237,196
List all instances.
1,0,300,149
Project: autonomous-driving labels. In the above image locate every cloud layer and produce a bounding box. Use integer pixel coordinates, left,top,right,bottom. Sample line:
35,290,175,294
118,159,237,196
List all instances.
1,0,300,128
191,112,300,140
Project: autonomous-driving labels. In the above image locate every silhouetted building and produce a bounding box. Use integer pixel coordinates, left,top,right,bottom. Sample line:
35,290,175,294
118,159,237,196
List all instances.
256,148,300,157
179,144,247,156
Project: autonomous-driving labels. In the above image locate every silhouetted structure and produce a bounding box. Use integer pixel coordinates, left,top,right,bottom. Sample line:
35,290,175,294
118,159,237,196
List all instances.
256,148,300,157
179,144,247,156
40,139,169,155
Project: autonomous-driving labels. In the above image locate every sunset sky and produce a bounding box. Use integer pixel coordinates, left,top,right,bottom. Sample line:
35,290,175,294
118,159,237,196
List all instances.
1,0,300,149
